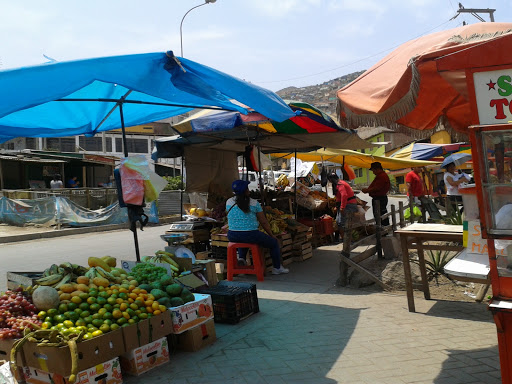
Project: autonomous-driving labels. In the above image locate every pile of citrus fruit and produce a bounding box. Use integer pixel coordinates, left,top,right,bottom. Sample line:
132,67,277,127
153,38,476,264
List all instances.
37,283,167,340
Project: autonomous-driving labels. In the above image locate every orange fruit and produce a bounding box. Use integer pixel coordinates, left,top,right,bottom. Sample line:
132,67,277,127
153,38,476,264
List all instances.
153,310,161,316
158,305,166,313
71,296,82,304
112,309,122,319
146,306,153,313
129,303,138,311
151,302,160,311
145,300,154,307
122,312,130,320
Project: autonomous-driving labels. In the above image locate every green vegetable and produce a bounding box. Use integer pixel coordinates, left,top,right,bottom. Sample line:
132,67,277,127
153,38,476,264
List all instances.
130,263,167,285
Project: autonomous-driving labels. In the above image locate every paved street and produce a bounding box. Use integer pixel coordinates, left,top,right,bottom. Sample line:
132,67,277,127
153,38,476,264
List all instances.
0,224,502,383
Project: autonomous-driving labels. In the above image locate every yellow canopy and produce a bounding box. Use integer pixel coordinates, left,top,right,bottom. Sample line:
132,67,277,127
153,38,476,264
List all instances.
272,148,439,170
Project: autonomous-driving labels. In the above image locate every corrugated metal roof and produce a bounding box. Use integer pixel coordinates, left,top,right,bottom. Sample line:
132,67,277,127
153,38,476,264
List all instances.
0,155,65,163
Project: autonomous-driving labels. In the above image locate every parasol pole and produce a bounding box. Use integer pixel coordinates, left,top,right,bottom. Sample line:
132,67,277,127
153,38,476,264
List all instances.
180,157,184,220
294,148,297,220
119,103,141,263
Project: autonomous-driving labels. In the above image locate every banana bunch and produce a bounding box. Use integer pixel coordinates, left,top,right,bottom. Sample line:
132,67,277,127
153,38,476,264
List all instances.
85,266,118,283
276,174,289,188
35,263,88,288
11,327,83,383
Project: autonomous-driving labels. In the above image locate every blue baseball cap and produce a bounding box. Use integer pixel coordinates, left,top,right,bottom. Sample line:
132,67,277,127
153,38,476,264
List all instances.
232,180,250,194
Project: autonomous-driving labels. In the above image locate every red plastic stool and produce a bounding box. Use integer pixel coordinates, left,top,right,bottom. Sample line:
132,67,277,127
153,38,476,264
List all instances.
227,242,265,282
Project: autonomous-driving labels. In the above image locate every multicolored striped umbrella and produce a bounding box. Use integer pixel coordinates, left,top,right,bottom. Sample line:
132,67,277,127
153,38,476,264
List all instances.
172,101,347,135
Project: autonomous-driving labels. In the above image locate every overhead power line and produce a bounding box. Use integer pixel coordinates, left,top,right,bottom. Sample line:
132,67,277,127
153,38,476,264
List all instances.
255,18,458,85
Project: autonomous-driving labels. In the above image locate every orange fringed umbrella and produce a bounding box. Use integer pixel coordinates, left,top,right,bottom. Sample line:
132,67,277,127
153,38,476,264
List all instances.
337,22,512,134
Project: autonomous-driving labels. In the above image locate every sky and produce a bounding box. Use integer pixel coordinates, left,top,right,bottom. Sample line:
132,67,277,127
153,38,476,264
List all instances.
0,0,510,92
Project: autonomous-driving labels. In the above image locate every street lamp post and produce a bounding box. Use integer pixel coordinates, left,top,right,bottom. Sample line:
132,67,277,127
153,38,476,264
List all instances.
180,0,217,57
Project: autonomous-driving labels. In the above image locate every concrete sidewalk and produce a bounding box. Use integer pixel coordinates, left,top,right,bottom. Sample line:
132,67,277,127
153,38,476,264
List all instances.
126,244,500,384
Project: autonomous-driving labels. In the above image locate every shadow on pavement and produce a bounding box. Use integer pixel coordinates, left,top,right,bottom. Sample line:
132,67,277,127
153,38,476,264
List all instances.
126,298,363,384
425,300,494,323
434,345,501,383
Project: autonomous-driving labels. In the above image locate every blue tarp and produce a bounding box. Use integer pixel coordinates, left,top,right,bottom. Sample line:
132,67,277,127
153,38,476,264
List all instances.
0,51,294,142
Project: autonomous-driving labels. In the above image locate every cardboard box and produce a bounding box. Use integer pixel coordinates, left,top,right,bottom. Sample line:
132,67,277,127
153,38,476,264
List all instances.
174,319,216,352
195,260,218,287
169,294,213,334
175,273,207,291
0,338,23,363
122,311,173,351
22,329,124,377
6,272,43,290
120,337,169,376
23,357,122,384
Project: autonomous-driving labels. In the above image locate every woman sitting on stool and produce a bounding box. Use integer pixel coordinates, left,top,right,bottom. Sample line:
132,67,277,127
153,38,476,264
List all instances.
226,180,289,275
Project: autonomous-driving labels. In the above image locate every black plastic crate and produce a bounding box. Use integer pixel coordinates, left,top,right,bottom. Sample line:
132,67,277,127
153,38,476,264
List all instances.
198,281,259,324
211,246,227,260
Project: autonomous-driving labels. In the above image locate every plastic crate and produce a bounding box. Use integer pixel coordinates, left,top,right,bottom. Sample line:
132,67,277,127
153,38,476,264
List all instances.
211,246,228,259
198,281,259,324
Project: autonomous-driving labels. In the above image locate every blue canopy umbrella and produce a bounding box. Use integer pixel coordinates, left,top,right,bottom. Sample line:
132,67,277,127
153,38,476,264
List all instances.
0,51,295,260
441,152,472,168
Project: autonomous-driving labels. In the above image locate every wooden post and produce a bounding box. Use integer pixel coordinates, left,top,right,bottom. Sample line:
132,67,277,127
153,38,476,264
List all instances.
409,195,415,224
391,204,397,232
337,211,353,287
375,199,383,259
399,201,405,228
445,195,452,216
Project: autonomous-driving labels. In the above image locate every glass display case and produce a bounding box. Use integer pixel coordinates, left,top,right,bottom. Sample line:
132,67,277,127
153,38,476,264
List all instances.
470,125,512,279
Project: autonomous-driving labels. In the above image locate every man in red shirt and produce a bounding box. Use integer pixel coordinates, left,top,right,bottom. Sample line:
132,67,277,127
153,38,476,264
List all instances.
328,172,358,241
362,162,390,226
405,167,426,203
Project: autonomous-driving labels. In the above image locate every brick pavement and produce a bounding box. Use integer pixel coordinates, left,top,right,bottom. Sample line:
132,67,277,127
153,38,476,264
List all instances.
125,245,501,384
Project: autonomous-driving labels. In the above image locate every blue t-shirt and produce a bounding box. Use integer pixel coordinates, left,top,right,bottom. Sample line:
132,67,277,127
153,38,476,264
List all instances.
226,197,262,231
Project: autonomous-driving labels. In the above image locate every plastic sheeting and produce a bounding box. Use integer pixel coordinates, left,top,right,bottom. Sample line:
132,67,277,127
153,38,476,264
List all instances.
0,196,158,227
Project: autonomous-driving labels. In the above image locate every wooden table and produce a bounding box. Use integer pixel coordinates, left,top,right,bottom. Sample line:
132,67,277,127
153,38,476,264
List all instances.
396,223,464,312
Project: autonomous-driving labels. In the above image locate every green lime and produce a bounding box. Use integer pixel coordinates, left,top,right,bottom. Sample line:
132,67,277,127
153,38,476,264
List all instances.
80,311,91,319
88,289,98,298
58,303,68,313
131,315,139,323
66,302,78,311
110,323,120,331
139,313,148,320
96,297,107,306
126,308,135,318
99,324,110,333
102,312,113,320
92,319,104,328
47,308,58,317
83,316,93,324
98,292,109,299
89,304,101,313
103,319,113,326
37,311,47,319
119,293,128,300
68,312,80,322
54,314,66,323
83,333,92,340
116,317,127,325
75,319,86,327
79,303,90,311
63,320,74,328
50,325,59,331
41,322,52,329
92,313,101,320
44,316,53,324
103,304,113,312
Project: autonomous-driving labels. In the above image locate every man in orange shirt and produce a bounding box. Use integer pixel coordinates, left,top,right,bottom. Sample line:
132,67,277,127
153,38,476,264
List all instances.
328,172,358,241
362,162,390,226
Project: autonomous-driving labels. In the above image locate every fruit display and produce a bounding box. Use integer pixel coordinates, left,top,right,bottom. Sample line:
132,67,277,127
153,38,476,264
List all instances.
137,278,195,308
264,206,291,235
0,289,41,339
36,281,165,340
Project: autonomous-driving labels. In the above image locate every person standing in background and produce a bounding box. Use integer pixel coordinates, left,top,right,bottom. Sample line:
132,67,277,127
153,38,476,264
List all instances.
362,162,390,226
328,172,358,242
405,167,426,204
50,174,63,189
67,176,80,188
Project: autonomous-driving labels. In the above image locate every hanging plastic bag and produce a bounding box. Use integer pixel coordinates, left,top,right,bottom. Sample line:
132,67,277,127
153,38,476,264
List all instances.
404,205,422,220
119,155,168,205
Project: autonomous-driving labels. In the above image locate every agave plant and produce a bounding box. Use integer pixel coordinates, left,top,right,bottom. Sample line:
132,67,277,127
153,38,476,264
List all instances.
444,208,463,225
411,249,457,279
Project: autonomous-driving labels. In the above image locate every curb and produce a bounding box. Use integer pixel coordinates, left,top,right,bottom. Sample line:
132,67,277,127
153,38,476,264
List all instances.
0,215,181,244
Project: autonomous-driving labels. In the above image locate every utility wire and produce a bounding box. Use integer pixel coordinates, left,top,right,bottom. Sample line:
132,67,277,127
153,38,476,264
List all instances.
256,18,457,85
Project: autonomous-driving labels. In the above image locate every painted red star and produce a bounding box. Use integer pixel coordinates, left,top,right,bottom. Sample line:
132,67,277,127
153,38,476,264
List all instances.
487,79,496,90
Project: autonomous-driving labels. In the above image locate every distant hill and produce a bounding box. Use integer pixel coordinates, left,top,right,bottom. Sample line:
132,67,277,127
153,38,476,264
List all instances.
276,71,365,119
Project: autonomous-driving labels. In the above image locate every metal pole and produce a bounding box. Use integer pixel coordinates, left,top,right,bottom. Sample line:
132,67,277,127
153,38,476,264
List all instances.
119,103,141,262
180,1,216,57
180,157,184,220
294,149,297,220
